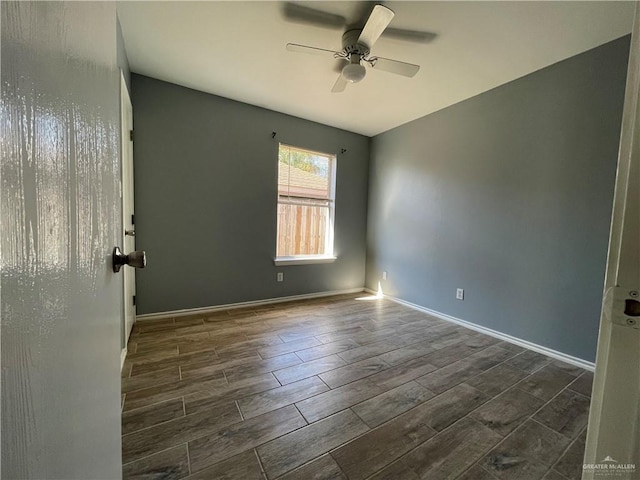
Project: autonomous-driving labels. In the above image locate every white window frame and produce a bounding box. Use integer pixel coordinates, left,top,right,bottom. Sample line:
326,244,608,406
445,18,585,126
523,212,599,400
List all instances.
274,143,337,266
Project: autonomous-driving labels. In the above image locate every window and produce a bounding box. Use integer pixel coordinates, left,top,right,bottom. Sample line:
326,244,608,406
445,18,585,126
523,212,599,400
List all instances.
275,144,336,265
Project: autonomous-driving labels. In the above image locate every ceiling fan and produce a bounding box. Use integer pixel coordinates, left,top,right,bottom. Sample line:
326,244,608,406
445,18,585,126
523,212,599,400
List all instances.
285,4,429,93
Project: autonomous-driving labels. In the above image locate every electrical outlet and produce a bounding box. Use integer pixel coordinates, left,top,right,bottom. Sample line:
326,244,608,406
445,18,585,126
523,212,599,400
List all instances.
277,272,284,282
382,271,388,280
456,288,464,300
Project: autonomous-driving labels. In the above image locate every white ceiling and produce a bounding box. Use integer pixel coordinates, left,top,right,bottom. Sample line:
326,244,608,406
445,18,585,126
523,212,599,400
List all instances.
117,1,634,137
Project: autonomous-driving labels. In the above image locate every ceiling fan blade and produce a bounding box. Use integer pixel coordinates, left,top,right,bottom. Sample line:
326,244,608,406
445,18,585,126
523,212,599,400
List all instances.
286,43,339,57
282,3,346,29
333,58,349,73
331,75,348,93
382,28,438,44
371,57,420,77
357,5,395,49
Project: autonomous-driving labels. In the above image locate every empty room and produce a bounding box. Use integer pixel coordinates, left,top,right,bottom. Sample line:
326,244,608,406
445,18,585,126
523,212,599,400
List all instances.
2,1,640,480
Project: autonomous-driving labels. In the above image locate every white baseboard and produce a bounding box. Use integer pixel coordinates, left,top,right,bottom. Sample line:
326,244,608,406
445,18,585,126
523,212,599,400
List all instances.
364,288,383,296
366,288,595,372
136,288,366,322
120,347,128,371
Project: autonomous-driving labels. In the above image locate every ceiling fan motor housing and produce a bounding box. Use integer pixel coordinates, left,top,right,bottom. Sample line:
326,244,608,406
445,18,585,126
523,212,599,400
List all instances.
341,29,370,58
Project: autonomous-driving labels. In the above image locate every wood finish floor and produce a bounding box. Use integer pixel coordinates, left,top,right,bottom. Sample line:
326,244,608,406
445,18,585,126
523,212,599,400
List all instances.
121,293,592,480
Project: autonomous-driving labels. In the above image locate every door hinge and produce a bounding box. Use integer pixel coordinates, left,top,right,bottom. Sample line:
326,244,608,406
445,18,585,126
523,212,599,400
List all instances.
129,129,134,142
131,214,135,225
132,295,136,306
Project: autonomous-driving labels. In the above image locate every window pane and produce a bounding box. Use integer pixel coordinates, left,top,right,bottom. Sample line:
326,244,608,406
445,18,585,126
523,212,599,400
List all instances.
276,203,328,256
276,144,335,258
278,145,330,200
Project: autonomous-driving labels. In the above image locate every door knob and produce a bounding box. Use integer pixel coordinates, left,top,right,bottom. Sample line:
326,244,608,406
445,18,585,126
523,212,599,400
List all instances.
113,246,147,273
125,229,135,236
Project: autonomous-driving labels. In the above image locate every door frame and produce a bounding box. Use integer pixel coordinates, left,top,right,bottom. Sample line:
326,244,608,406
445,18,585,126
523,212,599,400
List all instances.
120,71,136,368
583,3,640,478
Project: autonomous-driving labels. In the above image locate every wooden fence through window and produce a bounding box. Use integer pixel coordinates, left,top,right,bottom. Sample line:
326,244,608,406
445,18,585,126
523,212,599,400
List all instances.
277,203,328,256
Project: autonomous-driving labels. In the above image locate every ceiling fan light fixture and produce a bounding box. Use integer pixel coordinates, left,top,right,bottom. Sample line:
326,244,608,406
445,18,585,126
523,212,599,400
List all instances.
342,62,366,83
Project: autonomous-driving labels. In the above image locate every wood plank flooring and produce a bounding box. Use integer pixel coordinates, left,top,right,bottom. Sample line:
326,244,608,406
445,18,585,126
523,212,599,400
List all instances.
122,293,592,480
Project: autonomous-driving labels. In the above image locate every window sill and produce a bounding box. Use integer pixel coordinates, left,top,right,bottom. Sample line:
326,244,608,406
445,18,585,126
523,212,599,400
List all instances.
274,256,337,266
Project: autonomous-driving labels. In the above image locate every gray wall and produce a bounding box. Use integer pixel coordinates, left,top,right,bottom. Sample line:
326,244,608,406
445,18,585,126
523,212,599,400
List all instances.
366,36,630,362
132,74,370,314
2,2,123,478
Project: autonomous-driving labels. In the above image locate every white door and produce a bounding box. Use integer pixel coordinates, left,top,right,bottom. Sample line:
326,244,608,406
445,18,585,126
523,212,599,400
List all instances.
121,72,137,350
2,2,123,476
583,3,640,479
